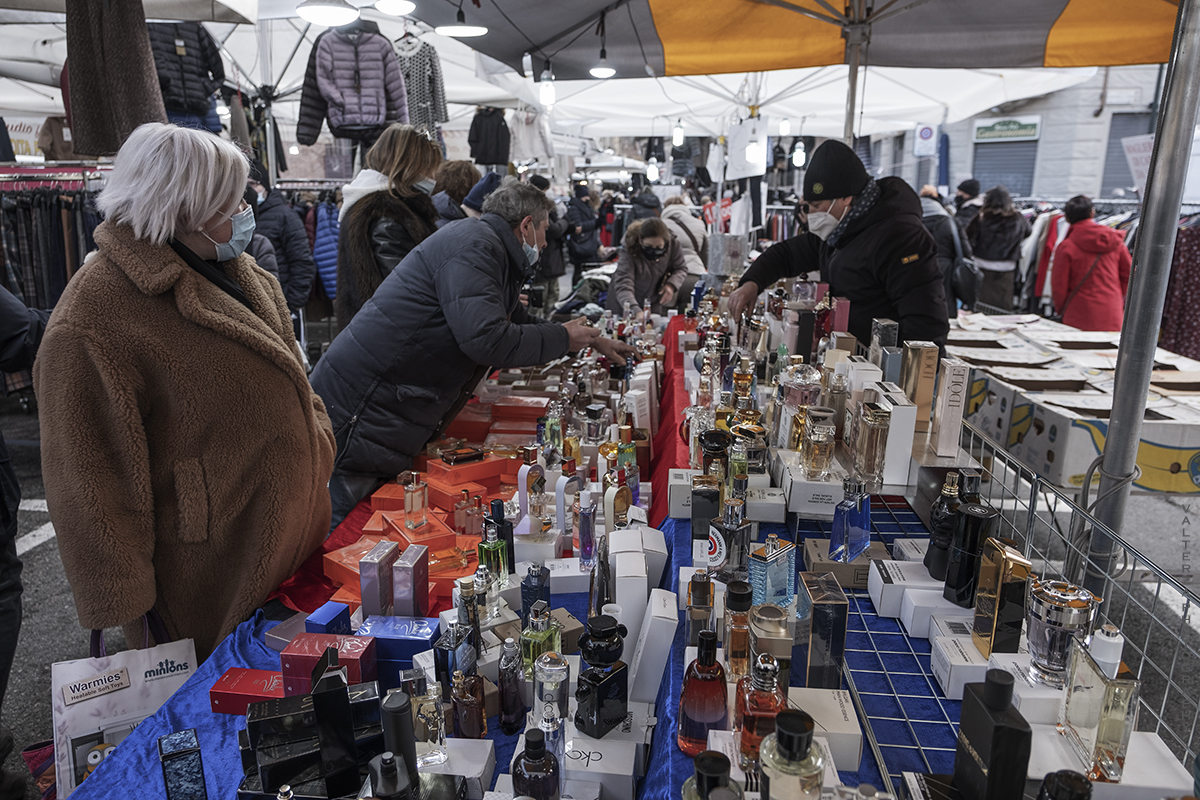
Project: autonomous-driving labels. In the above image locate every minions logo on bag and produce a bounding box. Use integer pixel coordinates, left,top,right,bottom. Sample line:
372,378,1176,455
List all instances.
968,377,988,416
1072,419,1200,492
1007,403,1032,447
144,658,191,682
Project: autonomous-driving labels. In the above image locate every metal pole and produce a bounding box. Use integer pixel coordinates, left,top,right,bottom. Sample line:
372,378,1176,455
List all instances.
258,21,279,184
1086,0,1200,596
843,44,860,144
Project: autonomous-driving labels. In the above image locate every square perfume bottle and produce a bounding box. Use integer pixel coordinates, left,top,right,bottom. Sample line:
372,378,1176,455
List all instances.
1057,638,1140,782
829,479,870,564
793,572,848,689
748,533,796,607
971,538,1032,659
405,475,428,530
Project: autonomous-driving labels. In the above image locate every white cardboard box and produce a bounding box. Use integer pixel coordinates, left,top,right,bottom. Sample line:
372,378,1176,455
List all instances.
786,687,863,770
513,528,564,563
930,358,970,457
930,634,989,700
785,460,847,518
1026,725,1194,800
706,730,841,793
668,469,700,518
545,557,593,594
987,652,1064,725
928,613,976,640
491,776,601,800
877,382,918,487
745,488,787,523
565,700,656,775
900,589,965,638
867,560,946,618
615,552,648,650
562,735,638,800
607,529,644,568
420,737,496,800
629,589,679,704
639,525,668,588
891,538,929,563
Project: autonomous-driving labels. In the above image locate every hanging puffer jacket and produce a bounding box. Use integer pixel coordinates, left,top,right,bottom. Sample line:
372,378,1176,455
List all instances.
146,22,224,115
315,21,409,130
314,201,340,300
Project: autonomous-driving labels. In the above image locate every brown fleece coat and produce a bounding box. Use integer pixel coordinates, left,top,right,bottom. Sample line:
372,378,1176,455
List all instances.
34,221,336,659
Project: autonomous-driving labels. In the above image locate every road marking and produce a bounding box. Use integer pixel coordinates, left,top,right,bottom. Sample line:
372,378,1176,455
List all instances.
19,499,47,513
16,521,55,556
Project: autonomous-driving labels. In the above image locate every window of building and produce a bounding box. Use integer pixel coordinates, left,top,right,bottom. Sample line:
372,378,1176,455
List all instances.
1101,112,1155,198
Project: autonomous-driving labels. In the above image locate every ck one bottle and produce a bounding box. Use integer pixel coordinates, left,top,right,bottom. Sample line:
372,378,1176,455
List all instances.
759,710,825,800
677,630,729,757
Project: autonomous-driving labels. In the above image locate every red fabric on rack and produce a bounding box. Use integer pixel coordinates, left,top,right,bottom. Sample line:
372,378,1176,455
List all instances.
650,315,690,526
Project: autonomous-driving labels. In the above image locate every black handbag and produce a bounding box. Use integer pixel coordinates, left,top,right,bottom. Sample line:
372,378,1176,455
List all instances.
948,217,983,310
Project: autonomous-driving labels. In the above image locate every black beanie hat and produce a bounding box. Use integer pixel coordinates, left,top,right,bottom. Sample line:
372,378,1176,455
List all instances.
958,178,981,197
248,158,272,193
803,140,869,203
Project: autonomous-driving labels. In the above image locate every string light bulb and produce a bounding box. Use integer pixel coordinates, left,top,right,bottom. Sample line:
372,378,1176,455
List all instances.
646,157,659,183
539,60,556,107
792,140,806,168
435,7,488,37
779,117,791,137
296,0,359,26
672,119,684,147
590,48,615,79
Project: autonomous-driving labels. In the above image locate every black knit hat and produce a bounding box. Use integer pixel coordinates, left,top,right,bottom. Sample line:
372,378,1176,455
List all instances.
248,158,271,193
958,179,981,196
803,141,869,202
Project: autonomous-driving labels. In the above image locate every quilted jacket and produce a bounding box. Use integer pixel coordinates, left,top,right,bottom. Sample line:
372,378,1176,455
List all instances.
146,22,224,116
315,22,409,131
314,201,340,300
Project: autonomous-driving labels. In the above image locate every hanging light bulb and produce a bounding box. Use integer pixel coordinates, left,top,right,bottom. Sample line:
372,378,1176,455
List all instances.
672,119,684,147
289,145,300,155
375,0,415,14
590,48,615,79
435,7,488,37
296,0,359,26
779,117,791,137
792,140,806,168
539,60,556,107
646,157,659,183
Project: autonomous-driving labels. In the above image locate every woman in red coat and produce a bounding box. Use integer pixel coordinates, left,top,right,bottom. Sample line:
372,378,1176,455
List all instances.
1051,195,1132,331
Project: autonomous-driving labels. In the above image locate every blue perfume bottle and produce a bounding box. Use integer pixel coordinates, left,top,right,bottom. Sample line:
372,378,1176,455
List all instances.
748,533,796,607
829,478,870,563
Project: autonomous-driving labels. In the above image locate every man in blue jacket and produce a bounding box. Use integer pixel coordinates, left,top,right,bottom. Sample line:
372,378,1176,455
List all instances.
312,179,634,529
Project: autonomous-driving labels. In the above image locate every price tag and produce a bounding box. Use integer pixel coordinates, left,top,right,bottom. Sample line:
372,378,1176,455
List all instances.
175,38,187,56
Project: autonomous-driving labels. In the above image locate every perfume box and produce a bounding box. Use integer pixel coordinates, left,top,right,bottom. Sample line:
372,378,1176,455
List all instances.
513,529,564,563
745,487,787,523
1026,726,1194,800
426,454,508,485
355,615,440,662
987,652,1064,725
360,539,399,618
371,480,407,512
629,588,679,704
615,552,649,650
867,559,945,618
245,682,382,750
561,735,639,800
607,528,645,569
544,558,592,594
900,589,967,638
639,526,668,588
877,381,918,487
794,572,848,690
323,534,386,588
787,687,863,770
802,538,891,590
891,537,929,563
706,730,841,793
931,358,971,457
384,512,457,554
564,700,656,775
770,447,802,489
279,633,377,695
329,583,363,614
550,607,584,654
305,601,352,636
265,612,309,652
928,613,976,640
210,668,284,714
930,635,988,700
423,474,487,513
784,456,849,516
880,346,903,384
518,654,581,706
901,341,940,432
392,543,430,618
420,737,496,800
846,356,884,402
491,776,601,800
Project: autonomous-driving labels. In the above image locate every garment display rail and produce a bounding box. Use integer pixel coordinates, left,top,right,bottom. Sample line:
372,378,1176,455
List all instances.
274,178,346,191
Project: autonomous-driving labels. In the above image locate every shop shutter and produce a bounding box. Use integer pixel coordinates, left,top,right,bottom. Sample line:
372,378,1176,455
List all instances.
972,140,1038,197
1101,112,1155,198
892,133,906,177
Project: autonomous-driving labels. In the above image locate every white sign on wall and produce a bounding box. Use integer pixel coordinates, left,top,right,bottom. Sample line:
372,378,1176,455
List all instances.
913,124,938,157
1121,133,1156,196
4,117,45,160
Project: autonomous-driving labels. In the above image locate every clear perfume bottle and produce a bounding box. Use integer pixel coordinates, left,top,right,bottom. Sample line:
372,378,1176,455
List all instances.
723,581,753,681
802,421,836,481
413,681,448,766
457,576,483,654
477,520,508,584
533,650,571,728
678,630,729,757
574,615,629,739
545,403,564,460
829,479,870,564
512,728,561,800
711,498,752,583
1057,639,1140,782
475,564,499,623
489,499,515,582
617,424,637,470
749,533,797,607
759,710,825,800
576,490,597,571
520,600,562,677
529,487,552,535
925,472,961,581
687,569,714,648
681,751,745,800
521,563,551,627
728,438,749,491
588,534,613,619
822,371,849,439
556,458,583,538
499,638,526,736
465,495,484,537
734,653,788,770
585,403,606,445
733,356,754,399
453,489,474,535
854,402,890,494
405,474,428,529
451,669,487,739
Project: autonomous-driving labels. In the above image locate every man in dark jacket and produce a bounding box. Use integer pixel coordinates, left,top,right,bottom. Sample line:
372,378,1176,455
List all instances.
629,187,662,220
954,178,984,227
566,185,601,286
249,161,317,339
0,287,47,799
920,187,975,317
527,175,569,317
728,140,949,347
311,180,635,528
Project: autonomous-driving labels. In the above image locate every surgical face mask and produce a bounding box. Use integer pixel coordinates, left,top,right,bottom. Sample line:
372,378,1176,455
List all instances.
806,200,845,242
256,190,266,204
203,205,256,261
522,226,540,267
642,245,666,260
414,178,436,196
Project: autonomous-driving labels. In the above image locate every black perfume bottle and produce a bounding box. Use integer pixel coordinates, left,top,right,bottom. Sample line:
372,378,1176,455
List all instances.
381,691,418,786
521,563,551,626
953,669,1031,800
574,615,629,739
512,728,561,800
309,648,358,799
1037,771,1092,800
925,471,961,580
942,502,999,608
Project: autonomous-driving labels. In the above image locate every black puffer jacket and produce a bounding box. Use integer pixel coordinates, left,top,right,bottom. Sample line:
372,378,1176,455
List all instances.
311,214,570,478
146,22,224,115
566,197,600,263
0,287,48,542
433,191,466,229
255,190,317,310
535,203,570,280
967,210,1031,262
468,107,510,165
630,191,661,220
921,197,973,317
739,177,949,347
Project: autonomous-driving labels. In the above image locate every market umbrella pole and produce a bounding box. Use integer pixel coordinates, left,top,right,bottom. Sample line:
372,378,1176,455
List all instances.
842,1,866,145
1086,0,1200,597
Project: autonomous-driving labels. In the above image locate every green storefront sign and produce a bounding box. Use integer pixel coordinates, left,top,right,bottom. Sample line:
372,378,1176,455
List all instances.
974,118,1040,142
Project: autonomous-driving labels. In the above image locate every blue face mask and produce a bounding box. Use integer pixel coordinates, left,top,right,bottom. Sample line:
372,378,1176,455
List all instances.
521,224,541,268
203,205,256,261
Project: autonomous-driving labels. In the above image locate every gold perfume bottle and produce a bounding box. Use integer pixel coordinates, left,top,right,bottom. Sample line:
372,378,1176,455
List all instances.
733,357,754,399
971,538,1033,659
802,421,836,481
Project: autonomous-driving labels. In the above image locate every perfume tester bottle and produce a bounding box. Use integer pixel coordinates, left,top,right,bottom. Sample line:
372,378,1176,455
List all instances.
734,653,788,770
853,402,891,494
413,681,448,767
520,601,562,677
555,458,583,538
451,670,487,739
1057,639,1140,782
681,751,745,800
498,638,526,735
943,502,1000,608
723,581,753,681
521,563,551,626
759,710,825,800
677,629,729,757
925,472,962,580
512,728,561,800
518,446,547,522
749,533,797,607
687,569,714,647
953,669,1031,800
489,499,516,581
477,520,508,587
574,615,629,739
710,498,752,583
453,489,473,535
829,479,870,564
405,473,428,529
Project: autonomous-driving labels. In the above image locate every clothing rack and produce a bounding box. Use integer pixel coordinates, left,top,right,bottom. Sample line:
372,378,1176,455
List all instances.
276,179,345,190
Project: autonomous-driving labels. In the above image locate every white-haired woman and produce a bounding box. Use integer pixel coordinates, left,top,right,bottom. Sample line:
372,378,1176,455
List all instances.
34,123,336,660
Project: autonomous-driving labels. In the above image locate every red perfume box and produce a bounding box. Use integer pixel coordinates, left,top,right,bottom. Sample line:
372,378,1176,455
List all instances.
210,668,285,714
279,633,377,696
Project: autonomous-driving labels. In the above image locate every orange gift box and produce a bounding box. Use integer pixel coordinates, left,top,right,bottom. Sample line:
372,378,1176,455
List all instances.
384,511,457,552
371,481,406,512
427,537,481,597
322,534,385,588
444,403,492,442
492,395,550,421
424,474,486,513
330,583,362,613
426,455,506,486
489,420,538,436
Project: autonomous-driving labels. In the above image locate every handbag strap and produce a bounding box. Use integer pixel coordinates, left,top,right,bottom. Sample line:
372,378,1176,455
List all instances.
668,215,704,257
1057,253,1102,318
948,213,966,261
91,609,170,659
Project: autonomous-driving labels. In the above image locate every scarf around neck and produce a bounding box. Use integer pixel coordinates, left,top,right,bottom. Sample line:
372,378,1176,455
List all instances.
825,178,881,249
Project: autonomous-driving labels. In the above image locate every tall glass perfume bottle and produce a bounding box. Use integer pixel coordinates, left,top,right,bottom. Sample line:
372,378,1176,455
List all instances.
603,470,632,530
822,371,849,439
405,473,428,529
710,498,752,583
498,638,526,735
749,533,797,607
478,520,508,586
802,421,836,481
457,576,484,655
677,630,729,757
518,446,547,521
512,728,560,800
728,438,749,492
687,569,714,647
829,479,870,564
454,489,474,535
521,601,562,677
759,710,825,800
585,404,606,445
723,581,753,681
681,751,745,800
477,564,501,622
943,502,1000,608
555,458,583,538
451,670,487,739
521,563,551,626
953,669,1031,800
465,495,484,537
1057,639,1140,782
576,490,597,571
533,651,569,792
575,615,629,739
413,681,448,767
794,572,849,690
490,499,516,582
588,534,613,619
924,472,961,581
433,622,476,702
854,402,891,494
734,653,788,770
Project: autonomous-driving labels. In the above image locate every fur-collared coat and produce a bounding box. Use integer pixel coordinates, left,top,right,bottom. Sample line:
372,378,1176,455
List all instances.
34,221,336,659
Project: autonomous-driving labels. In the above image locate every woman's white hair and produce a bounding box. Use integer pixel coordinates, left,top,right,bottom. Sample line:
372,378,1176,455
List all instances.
97,123,250,245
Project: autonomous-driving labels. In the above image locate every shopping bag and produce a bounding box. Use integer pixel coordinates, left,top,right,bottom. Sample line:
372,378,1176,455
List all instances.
50,625,196,797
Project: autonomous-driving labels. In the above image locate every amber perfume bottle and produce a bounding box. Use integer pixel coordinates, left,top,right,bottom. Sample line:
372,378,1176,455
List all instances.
734,653,788,770
574,615,629,739
677,630,729,757
802,421,836,481
953,669,1031,800
451,670,487,739
925,472,962,581
723,581,753,681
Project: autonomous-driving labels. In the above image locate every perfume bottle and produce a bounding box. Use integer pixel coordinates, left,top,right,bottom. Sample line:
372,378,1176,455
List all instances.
574,615,629,738
733,356,754,399
413,681,448,767
728,438,749,491
691,474,723,545
405,473,428,529
953,670,1031,800
433,623,476,701
829,479,870,564
1027,580,1101,689
533,650,572,729
545,405,564,461
822,371,849,439
1088,623,1125,680
528,486,552,535
681,751,745,800
794,572,849,690
971,538,1032,658
854,402,891,494
710,498,752,583
1036,771,1093,800
585,403,606,445
924,472,961,581
555,458,583,538
465,495,484,536
451,670,487,739
518,446,547,521
588,534,614,619
734,653,788,770
603,470,632,530
759,710,825,800
512,728,560,800
943,502,1000,608
521,601,562,677
687,569,714,647
576,490,597,571
1057,639,1140,782
801,421,836,481
959,468,982,504
749,533,797,607
498,638,526,735
521,563,551,626
490,499,516,581
617,424,637,469
477,520,509,587
723,581,753,681
677,629,729,757
457,576,484,655
454,489,473,535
